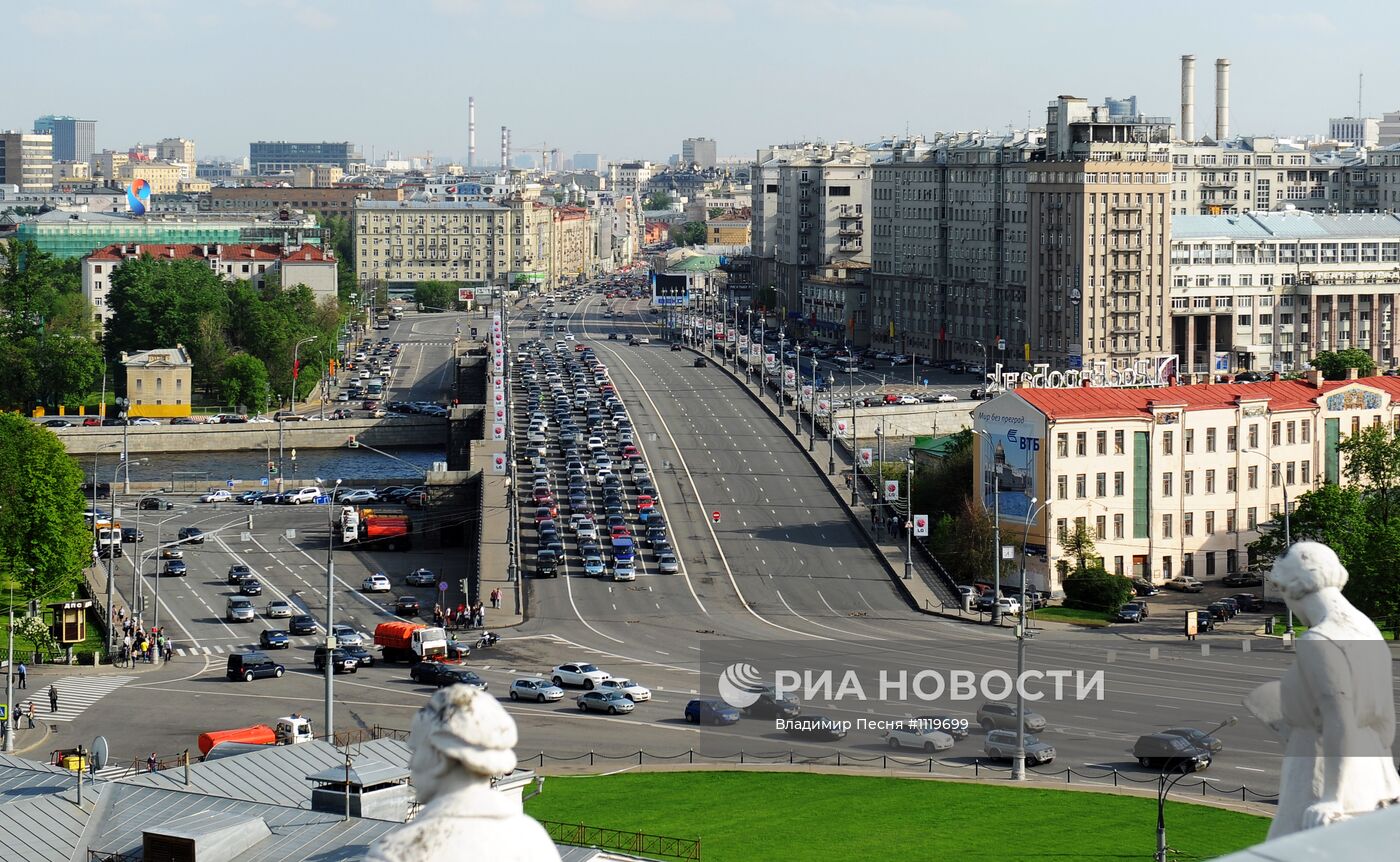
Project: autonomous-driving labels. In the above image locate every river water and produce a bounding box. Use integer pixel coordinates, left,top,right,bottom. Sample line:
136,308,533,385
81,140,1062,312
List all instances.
75,445,445,486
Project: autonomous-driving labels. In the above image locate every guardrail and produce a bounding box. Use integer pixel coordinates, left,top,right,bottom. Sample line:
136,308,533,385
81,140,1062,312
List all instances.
520,748,1279,804
540,820,702,861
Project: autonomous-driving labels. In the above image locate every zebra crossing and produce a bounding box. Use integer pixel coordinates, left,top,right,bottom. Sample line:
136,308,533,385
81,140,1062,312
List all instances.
29,675,135,723
173,637,323,656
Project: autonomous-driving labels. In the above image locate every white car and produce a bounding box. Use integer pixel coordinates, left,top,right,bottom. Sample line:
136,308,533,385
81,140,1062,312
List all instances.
131,417,161,426
586,436,605,450
285,486,323,505
898,395,920,405
361,573,392,593
656,552,679,574
338,489,378,504
884,724,956,753
199,489,233,503
598,678,651,702
995,597,1022,617
550,662,611,689
331,624,365,646
934,393,958,403
577,521,599,541
594,468,614,486
612,561,636,582
509,678,565,702
266,600,293,618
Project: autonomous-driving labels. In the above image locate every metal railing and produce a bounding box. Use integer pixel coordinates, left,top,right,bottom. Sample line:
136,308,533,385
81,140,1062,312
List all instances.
541,820,701,861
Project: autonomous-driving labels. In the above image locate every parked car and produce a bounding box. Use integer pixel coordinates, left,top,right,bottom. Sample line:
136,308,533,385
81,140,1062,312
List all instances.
199,489,233,503
985,730,1055,764
976,701,1046,733
884,723,954,752
1131,578,1160,597
1166,576,1204,592
1222,571,1264,587
1230,593,1264,612
1133,733,1212,771
1194,610,1217,632
510,678,565,703
1115,603,1143,623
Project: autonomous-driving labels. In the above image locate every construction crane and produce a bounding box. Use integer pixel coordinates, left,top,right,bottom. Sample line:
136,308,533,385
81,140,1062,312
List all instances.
517,143,560,172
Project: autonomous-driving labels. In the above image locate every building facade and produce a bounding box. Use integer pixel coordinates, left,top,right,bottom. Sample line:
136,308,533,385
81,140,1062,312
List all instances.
1329,117,1379,148
800,261,869,346
706,209,751,246
203,186,402,218
250,141,363,174
120,345,193,417
608,162,653,202
0,131,53,192
118,160,183,195
35,116,96,164
354,199,512,295
682,137,717,170
972,373,1400,594
18,209,321,259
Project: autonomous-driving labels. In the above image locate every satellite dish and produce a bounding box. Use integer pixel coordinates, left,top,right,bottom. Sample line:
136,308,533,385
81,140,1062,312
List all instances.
90,736,109,772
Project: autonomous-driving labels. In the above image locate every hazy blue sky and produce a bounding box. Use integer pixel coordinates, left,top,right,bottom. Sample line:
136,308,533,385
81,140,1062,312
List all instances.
8,0,1397,165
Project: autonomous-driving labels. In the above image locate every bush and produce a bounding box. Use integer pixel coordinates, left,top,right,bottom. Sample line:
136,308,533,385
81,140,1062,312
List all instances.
1062,567,1134,612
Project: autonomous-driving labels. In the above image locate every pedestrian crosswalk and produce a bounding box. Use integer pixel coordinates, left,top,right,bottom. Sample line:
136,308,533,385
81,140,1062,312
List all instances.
28,675,135,723
173,637,325,657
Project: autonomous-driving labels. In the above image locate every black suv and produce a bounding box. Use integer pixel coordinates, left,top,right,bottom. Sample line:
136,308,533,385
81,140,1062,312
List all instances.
314,647,359,674
227,564,253,585
740,688,800,719
178,527,205,544
410,661,487,689
226,651,284,682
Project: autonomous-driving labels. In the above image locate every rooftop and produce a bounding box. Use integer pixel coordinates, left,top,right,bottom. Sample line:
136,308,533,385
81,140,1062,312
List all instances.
86,242,333,263
1172,211,1400,241
120,346,192,369
355,199,507,211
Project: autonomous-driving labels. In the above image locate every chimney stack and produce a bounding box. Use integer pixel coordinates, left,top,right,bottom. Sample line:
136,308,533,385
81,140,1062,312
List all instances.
1215,58,1230,140
468,97,476,168
1180,54,1196,142
500,126,508,170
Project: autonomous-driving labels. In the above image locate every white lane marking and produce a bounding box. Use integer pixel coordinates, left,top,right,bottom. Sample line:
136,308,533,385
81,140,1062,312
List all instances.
774,589,877,640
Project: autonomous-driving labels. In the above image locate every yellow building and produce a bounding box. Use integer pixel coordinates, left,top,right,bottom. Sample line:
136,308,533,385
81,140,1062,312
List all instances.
121,345,192,417
117,160,184,195
706,208,751,245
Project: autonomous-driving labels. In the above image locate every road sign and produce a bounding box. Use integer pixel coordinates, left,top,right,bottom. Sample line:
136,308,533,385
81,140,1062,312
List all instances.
859,448,873,466
471,327,479,338
438,581,449,592
1002,545,1015,560
884,479,899,501
0,706,7,721
711,510,721,523
227,479,235,488
261,477,269,486
913,515,929,537
314,495,331,505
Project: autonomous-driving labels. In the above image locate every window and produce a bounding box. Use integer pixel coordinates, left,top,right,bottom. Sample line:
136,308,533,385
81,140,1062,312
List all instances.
1271,422,1281,445
1248,424,1259,449
1227,509,1237,532
1114,556,1125,576
1286,461,1296,485
1076,474,1087,498
1113,513,1124,539
1205,469,1216,493
1056,519,1068,542
1162,431,1173,455
1184,471,1194,495
1302,423,1311,443
1206,428,1217,452
1057,475,1068,499
1302,460,1311,483
1096,473,1107,497
1227,427,1237,451
1205,551,1216,575
1248,465,1259,490
1163,556,1174,580
1184,513,1194,536
1114,430,1124,454
1057,433,1068,457
1184,429,1194,454
1096,431,1107,456
1095,515,1107,541
1076,432,1087,456
1287,421,1296,444
1162,472,1173,496
1271,463,1281,487
1227,467,1237,492
1184,552,1194,577
1114,471,1124,495
1205,511,1216,534
1247,507,1258,530
1162,514,1173,538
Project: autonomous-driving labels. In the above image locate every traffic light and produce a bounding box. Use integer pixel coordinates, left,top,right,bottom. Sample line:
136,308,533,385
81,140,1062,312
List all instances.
347,436,359,449
267,461,278,475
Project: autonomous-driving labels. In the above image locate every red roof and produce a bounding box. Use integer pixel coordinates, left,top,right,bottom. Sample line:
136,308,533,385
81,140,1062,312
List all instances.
1014,376,1400,420
86,243,333,264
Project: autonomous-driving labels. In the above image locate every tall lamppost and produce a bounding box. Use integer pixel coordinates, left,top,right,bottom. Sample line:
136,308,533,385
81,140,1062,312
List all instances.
142,510,184,636
1155,716,1237,861
848,362,857,506
290,336,319,411
320,477,343,739
1013,496,1050,780
92,440,122,643
827,374,837,475
115,397,131,495
903,457,914,580
777,327,787,417
1245,447,1294,633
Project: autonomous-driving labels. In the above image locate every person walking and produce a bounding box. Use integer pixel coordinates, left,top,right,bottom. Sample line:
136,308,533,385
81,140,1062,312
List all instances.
16,662,25,689
490,588,501,609
48,685,58,714
147,752,158,773
25,701,35,729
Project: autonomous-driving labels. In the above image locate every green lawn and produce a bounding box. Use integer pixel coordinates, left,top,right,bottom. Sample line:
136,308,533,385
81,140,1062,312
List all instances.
1028,606,1115,627
3,582,106,659
525,772,1269,862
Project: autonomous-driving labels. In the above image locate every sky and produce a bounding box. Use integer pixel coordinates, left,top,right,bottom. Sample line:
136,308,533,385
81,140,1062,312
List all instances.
6,0,1398,167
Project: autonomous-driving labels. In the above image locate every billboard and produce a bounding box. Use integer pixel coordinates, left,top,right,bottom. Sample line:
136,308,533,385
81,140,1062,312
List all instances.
652,272,689,307
974,395,1045,522
126,179,151,215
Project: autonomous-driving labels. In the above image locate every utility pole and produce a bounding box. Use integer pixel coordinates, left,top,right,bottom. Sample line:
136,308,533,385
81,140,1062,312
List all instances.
325,478,341,739
904,458,914,579
991,472,1002,625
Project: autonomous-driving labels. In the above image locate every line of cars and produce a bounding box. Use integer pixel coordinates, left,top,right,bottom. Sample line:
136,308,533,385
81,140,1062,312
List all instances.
515,336,677,581
1117,577,1266,630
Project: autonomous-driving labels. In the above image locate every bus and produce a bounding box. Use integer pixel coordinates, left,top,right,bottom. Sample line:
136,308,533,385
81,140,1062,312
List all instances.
833,356,860,373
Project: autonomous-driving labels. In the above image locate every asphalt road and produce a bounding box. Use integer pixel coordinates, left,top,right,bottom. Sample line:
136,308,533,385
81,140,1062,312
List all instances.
40,288,1393,796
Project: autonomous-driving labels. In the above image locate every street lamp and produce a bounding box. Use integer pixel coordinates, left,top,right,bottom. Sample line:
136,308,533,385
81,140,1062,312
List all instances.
141,509,185,636
827,373,837,475
1012,496,1050,780
903,457,914,580
1155,716,1238,861
5,568,32,753
1245,447,1294,634
848,361,858,506
320,477,343,739
290,336,319,410
115,397,131,495
972,429,1004,625
91,440,122,644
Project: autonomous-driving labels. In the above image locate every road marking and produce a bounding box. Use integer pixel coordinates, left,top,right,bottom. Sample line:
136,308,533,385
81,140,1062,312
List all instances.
39,674,135,722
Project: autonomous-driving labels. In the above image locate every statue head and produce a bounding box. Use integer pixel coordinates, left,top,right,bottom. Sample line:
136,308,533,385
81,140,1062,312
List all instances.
408,685,518,804
1268,541,1349,612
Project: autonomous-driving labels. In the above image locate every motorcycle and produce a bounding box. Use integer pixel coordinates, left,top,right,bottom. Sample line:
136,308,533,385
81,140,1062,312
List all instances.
474,631,500,649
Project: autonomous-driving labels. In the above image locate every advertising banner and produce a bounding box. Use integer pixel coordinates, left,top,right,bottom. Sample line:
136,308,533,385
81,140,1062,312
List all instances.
912,515,929,537
884,480,900,501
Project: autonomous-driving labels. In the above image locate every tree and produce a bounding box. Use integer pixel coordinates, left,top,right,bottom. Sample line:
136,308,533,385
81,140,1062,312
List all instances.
1056,522,1099,578
1062,566,1134,612
0,239,100,410
0,414,92,600
104,256,231,394
220,353,270,413
1337,423,1400,523
643,191,673,210
931,497,996,585
914,431,973,521
1310,349,1376,380
669,221,708,247
414,281,459,312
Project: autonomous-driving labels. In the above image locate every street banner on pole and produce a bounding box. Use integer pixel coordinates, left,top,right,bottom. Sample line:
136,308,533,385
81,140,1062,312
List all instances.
492,423,506,441
913,515,929,537
817,398,831,416
784,368,796,386
884,479,900,501
858,448,873,466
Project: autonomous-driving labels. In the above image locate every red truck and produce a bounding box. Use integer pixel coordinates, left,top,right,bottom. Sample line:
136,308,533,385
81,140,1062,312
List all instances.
374,621,449,663
197,716,313,756
340,506,412,551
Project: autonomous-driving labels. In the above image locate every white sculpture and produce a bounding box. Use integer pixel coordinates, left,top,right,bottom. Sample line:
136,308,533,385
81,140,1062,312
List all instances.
1244,542,1400,839
368,686,560,862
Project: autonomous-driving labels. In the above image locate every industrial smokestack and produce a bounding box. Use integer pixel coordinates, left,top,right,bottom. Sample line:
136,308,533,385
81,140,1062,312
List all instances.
1180,54,1196,142
1215,58,1230,140
500,126,508,170
506,128,512,169
468,97,476,168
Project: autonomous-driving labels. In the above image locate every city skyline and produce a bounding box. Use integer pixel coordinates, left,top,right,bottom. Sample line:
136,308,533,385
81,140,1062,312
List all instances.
9,0,1399,165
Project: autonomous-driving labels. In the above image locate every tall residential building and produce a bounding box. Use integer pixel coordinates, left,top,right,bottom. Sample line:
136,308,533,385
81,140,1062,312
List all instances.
34,116,96,163
1329,117,1380,148
118,160,184,195
682,137,717,170
91,149,129,182
249,141,363,174
0,131,54,192
354,199,513,294
752,142,872,323
608,162,653,202
1168,138,1352,216
869,132,1041,362
572,153,604,172
156,137,196,178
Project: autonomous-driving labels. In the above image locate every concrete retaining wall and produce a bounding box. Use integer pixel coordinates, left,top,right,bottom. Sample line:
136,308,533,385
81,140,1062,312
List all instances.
55,416,447,455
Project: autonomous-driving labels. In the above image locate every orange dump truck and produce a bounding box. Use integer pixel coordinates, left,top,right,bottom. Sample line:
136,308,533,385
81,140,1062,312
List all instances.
374,621,448,663
197,724,276,756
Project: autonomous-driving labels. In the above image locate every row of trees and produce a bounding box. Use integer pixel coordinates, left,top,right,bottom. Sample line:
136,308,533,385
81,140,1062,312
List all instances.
0,241,105,411
0,414,91,599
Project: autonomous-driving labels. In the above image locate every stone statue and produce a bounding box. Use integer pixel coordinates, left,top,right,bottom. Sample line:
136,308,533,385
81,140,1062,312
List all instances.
1244,542,1400,839
368,686,560,862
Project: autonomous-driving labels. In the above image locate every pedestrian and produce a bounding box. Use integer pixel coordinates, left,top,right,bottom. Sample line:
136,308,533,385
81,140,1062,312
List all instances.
147,752,158,773
16,662,25,689
48,685,58,714
164,642,174,662
25,701,35,729
140,639,149,662
490,588,501,609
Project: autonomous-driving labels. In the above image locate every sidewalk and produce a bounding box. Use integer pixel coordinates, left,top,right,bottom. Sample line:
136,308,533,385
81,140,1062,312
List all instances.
682,340,956,616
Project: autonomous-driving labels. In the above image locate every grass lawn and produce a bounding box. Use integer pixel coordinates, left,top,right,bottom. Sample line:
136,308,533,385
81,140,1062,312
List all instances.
3,581,106,660
1028,606,1115,627
525,772,1269,862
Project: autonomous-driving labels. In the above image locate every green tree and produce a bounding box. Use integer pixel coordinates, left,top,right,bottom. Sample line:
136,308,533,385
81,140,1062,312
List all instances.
32,333,104,408
317,214,359,302
219,353,270,413
1062,566,1134,612
104,256,232,394
1337,423,1400,523
1055,523,1099,578
669,221,708,246
914,430,973,521
1310,348,1376,380
643,191,673,210
708,207,725,219
0,239,100,410
932,497,996,585
414,281,459,312
0,414,92,599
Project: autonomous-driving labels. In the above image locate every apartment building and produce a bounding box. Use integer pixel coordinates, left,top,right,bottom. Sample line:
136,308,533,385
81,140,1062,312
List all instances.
682,137,717,170
203,186,403,219
800,261,870,346
1169,211,1400,375
0,131,54,192
354,199,512,293
869,132,1039,362
250,141,363,174
973,371,1400,594
34,116,96,163
118,160,183,195
550,205,596,283
608,162,653,201
1169,138,1354,216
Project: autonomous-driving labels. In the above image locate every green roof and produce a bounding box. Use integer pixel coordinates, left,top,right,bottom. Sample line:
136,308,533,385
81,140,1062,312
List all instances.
667,255,720,272
913,434,965,458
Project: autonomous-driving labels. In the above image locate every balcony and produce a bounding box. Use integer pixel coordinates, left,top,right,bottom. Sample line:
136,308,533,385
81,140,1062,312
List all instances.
839,224,864,236
838,241,863,253
1111,202,1144,211
1110,221,1142,231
